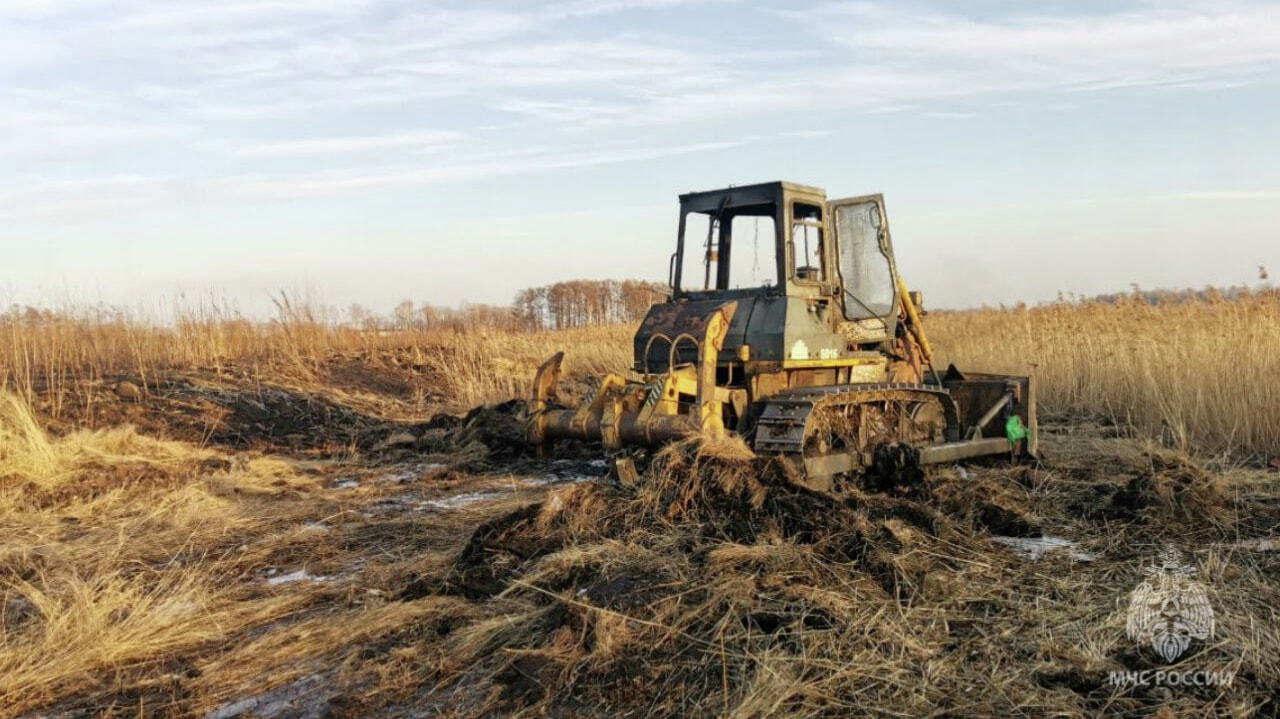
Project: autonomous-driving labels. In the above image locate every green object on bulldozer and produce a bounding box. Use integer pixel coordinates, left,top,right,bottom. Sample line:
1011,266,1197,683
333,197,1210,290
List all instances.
525,181,1037,493
1005,414,1028,446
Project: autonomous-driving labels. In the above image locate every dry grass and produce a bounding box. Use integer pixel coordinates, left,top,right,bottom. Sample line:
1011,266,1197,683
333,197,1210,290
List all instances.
0,393,321,715
2,302,630,417
0,382,550,718
411,323,630,409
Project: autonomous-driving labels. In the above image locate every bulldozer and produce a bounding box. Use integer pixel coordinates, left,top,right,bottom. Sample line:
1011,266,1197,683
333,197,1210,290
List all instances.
525,181,1035,491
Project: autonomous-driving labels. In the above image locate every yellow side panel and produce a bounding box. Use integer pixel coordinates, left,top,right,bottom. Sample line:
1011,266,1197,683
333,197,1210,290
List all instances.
780,357,885,370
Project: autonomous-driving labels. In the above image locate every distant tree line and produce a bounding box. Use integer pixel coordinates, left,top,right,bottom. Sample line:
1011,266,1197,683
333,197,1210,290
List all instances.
347,300,525,331
1052,282,1275,307
345,279,667,332
513,279,668,330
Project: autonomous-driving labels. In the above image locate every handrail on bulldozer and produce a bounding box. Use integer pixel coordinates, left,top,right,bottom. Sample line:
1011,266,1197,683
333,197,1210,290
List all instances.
641,332,673,374
668,332,701,372
641,331,703,375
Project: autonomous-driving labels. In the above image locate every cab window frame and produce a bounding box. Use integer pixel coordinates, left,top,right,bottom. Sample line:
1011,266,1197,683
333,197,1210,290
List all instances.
787,199,828,287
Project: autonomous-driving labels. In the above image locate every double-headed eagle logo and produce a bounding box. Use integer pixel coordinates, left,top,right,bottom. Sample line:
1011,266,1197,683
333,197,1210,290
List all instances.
1125,547,1215,662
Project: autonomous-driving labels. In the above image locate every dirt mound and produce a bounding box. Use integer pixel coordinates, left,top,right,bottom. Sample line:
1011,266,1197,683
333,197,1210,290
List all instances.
368,399,595,471
444,400,533,462
1111,448,1230,527
1045,439,1240,535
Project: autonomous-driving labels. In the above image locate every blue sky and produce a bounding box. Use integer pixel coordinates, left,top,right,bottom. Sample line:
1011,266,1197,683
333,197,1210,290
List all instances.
3,0,1278,315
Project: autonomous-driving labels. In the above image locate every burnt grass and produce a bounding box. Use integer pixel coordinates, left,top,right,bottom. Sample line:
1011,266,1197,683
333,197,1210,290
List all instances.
400,434,1280,718
13,368,1280,719
29,363,578,468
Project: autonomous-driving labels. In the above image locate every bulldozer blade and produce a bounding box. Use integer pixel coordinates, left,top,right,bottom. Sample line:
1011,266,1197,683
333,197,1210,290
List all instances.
532,351,564,408
916,437,1012,464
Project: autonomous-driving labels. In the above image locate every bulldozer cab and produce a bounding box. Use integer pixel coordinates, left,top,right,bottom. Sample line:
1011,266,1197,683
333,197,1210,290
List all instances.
667,182,901,365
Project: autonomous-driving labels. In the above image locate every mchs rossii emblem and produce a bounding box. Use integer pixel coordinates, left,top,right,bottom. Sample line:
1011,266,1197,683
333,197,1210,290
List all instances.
1125,547,1214,662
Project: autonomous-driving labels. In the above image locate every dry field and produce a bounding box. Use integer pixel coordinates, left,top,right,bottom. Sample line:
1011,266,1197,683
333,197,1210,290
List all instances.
1,293,1278,718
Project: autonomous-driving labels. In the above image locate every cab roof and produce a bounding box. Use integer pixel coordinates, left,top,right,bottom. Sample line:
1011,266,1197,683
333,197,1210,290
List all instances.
678,181,826,214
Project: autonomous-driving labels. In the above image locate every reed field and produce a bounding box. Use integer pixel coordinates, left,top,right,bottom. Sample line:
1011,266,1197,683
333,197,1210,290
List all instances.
930,289,1280,460
1,290,1278,718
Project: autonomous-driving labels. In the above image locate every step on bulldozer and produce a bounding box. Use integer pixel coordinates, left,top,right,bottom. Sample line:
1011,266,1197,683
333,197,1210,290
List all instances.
525,181,1036,491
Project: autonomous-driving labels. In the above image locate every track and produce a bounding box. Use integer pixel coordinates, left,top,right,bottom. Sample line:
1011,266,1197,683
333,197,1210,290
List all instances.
751,382,960,488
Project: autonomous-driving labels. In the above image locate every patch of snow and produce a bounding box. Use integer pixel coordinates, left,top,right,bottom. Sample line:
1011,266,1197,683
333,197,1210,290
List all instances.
267,569,332,586
205,673,335,719
419,491,503,510
208,697,259,719
523,474,590,487
334,478,359,489
991,535,1097,562
523,467,601,487
379,462,446,484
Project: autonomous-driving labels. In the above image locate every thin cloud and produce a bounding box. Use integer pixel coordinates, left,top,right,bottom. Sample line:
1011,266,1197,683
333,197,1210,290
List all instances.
0,136,757,220
0,174,191,222
229,138,751,199
806,1,1280,93
235,131,466,158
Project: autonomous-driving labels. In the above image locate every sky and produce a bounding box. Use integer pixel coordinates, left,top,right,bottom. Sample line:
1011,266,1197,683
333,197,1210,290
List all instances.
2,0,1278,316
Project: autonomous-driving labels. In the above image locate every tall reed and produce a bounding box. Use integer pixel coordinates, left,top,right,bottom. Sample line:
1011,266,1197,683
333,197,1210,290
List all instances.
928,289,1280,458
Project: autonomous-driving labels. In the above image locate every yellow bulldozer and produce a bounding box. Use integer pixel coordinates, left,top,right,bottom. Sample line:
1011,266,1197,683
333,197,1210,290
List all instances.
526,181,1035,491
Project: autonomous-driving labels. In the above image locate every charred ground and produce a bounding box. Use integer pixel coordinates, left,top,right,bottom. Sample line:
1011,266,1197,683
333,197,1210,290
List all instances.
3,356,1279,719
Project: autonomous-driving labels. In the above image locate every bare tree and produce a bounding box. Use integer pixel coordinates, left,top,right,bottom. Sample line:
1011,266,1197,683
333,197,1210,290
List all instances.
393,300,416,330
